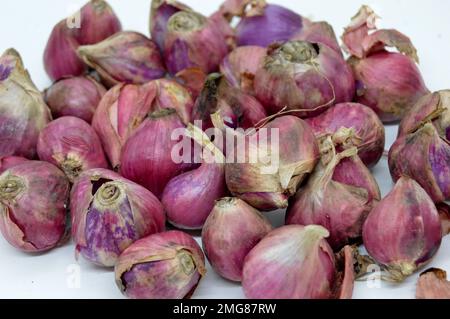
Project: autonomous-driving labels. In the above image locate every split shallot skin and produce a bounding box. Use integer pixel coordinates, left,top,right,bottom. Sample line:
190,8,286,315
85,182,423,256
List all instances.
120,109,187,199
306,102,385,168
389,123,450,203
70,169,165,267
92,80,193,169
254,41,355,117
399,90,450,139
37,116,109,182
77,31,166,88
343,6,429,123
220,46,266,96
44,0,122,81
287,139,381,251
44,76,106,123
202,197,273,282
225,115,320,211
242,225,355,299
115,231,206,299
0,161,70,252
0,49,51,159
362,177,442,282
192,73,267,130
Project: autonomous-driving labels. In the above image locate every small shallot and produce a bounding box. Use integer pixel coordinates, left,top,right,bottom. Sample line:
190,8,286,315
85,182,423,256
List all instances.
37,116,108,182
70,169,165,267
115,230,206,299
362,177,442,282
202,197,272,281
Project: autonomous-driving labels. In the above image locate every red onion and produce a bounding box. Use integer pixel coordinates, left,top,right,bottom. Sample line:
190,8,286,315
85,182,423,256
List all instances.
202,197,272,281
242,225,355,299
115,230,206,299
0,49,51,159
235,2,305,47
416,268,450,299
343,6,429,123
162,125,227,229
44,0,122,81
93,80,192,169
225,115,319,211
254,41,355,117
389,123,450,203
70,169,165,267
77,31,166,87
287,135,380,251
120,109,187,199
292,21,342,56
399,90,450,139
362,177,442,282
37,116,108,182
220,46,266,96
306,103,385,168
44,76,106,123
149,0,192,52
0,161,70,252
192,74,267,130
164,10,229,75
0,156,29,175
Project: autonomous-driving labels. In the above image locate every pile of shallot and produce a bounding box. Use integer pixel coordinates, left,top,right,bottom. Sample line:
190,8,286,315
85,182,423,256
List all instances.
0,0,449,300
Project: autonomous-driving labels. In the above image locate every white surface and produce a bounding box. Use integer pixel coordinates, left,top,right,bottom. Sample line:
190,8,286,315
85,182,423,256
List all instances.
0,0,449,299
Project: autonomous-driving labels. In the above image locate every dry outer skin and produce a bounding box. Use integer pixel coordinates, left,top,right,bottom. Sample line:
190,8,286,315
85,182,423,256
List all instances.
416,268,450,299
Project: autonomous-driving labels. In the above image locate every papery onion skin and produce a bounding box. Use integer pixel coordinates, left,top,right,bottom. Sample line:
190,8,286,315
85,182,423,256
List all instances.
220,46,266,95
287,147,380,251
399,90,450,139
362,177,442,281
306,103,385,168
236,4,305,47
0,161,70,252
202,197,272,282
254,41,355,117
242,225,336,299
343,6,429,123
164,11,229,75
192,74,267,130
416,268,450,299
389,123,450,203
174,67,207,100
78,32,166,87
37,116,108,182
292,21,342,56
0,156,29,174
44,76,106,123
44,0,122,81
115,230,206,299
0,49,52,159
120,109,187,199
225,116,320,211
70,169,165,267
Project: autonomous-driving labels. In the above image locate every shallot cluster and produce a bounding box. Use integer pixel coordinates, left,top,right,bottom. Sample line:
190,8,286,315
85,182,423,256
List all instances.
0,0,449,301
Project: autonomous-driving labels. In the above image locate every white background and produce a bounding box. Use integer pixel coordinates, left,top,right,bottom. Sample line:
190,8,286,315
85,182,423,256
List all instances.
0,0,449,299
